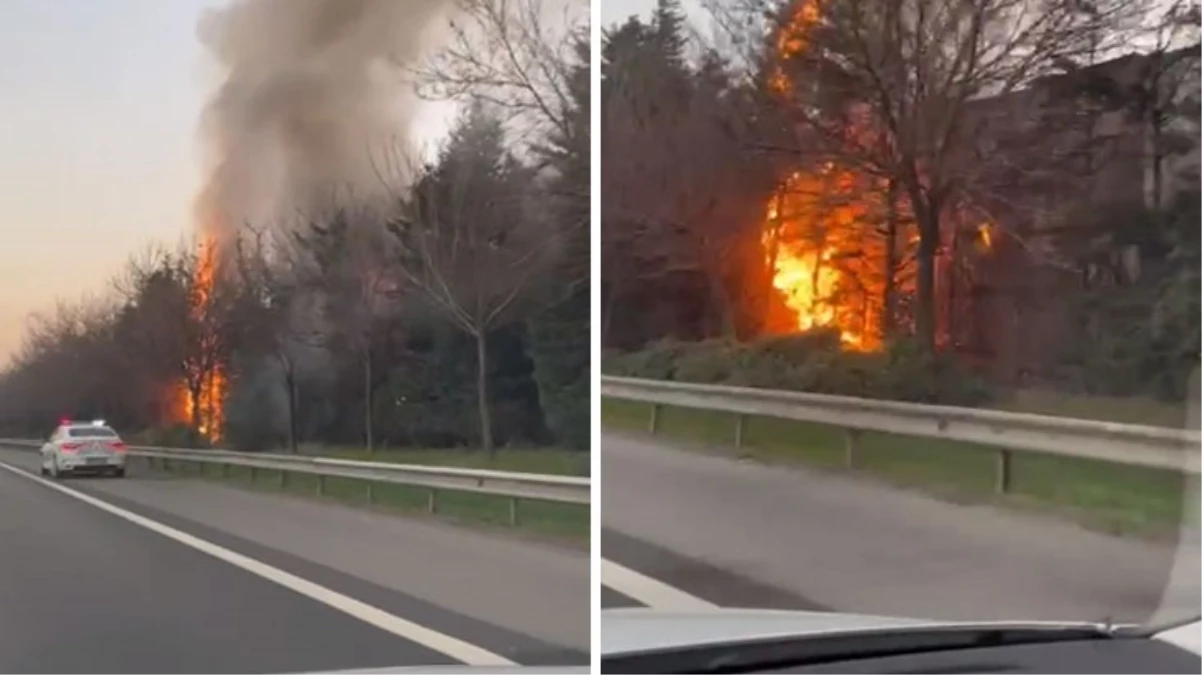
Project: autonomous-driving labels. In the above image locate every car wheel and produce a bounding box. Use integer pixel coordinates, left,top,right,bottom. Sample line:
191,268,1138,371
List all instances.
113,468,126,478
39,465,48,476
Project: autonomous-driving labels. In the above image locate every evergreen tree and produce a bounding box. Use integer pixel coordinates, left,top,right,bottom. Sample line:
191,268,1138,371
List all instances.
529,36,591,451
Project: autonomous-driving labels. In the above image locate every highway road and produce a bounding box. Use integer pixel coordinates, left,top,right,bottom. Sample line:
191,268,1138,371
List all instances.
0,446,588,673
599,432,1191,623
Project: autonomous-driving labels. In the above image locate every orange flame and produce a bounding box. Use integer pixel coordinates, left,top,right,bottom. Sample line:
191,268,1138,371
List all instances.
762,167,885,351
977,223,993,249
768,0,821,94
173,234,226,442
758,0,997,351
761,2,882,350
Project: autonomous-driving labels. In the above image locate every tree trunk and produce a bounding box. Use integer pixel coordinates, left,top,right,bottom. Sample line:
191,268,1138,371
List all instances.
702,255,735,338
601,280,620,346
709,272,736,338
947,222,960,349
363,348,373,455
189,380,203,448
882,179,899,340
285,366,298,455
475,331,494,457
913,196,941,355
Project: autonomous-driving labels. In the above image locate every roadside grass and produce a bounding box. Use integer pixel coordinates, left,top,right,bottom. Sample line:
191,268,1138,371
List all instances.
601,397,1191,538
148,448,589,544
995,389,1189,428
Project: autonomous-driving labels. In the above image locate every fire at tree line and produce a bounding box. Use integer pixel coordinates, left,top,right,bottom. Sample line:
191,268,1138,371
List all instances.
0,46,590,457
603,0,1200,410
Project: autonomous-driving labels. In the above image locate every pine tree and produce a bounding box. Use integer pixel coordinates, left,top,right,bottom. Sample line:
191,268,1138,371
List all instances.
652,0,688,71
528,37,591,451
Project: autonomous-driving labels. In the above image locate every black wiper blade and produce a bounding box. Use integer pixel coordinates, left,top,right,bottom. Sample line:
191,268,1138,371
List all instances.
602,624,1114,674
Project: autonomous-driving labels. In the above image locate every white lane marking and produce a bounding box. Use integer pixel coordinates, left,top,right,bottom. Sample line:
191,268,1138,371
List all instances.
601,558,718,610
0,462,515,666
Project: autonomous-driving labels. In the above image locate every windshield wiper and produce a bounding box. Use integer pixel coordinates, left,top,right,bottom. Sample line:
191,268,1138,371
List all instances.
602,624,1115,674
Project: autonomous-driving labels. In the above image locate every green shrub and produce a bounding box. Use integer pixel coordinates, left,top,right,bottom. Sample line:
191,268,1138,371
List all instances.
724,354,814,390
605,339,690,379
603,331,995,406
746,330,843,363
673,339,743,383
877,338,993,405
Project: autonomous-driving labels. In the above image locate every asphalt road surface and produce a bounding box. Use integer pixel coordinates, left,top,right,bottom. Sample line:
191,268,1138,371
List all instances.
0,446,588,673
600,432,1191,623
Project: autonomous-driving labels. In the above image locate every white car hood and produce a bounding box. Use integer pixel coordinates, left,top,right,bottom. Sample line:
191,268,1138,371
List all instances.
277,662,586,667
601,607,933,655
299,610,1199,673
599,607,1200,657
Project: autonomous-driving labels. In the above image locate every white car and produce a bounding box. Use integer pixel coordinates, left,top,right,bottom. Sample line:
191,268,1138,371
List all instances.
40,420,127,478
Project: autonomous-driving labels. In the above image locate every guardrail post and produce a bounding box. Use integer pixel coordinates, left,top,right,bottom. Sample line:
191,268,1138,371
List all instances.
508,498,519,526
249,466,257,483
427,489,437,514
366,482,375,504
844,429,860,469
316,475,325,497
734,414,746,448
995,448,1012,494
222,463,230,478
278,470,287,489
648,403,660,434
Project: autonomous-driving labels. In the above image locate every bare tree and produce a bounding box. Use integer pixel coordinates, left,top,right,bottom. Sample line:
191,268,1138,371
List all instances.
712,0,1151,351
108,244,195,427
419,0,588,148
386,107,553,455
292,201,393,454
234,224,326,453
604,35,773,338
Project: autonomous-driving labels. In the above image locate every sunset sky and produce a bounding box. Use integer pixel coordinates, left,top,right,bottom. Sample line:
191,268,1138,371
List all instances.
0,0,454,365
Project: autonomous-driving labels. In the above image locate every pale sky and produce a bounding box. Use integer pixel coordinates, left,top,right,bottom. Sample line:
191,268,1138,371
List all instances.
602,0,704,24
0,0,454,365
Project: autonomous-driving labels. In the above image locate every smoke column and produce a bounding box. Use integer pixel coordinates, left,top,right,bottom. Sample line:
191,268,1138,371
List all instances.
194,0,452,242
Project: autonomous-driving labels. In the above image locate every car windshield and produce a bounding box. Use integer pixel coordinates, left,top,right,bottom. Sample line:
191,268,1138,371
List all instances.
597,0,1201,646
65,427,118,439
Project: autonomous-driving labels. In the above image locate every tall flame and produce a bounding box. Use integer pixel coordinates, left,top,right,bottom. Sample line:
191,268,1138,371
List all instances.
762,168,882,350
768,0,821,94
173,235,227,442
758,0,995,352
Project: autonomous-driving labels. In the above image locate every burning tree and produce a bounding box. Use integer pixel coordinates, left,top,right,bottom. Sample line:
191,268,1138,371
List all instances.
736,0,1152,352
174,235,242,442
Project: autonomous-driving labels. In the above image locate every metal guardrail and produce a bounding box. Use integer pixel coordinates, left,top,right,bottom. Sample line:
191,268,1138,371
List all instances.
0,440,589,526
601,376,1202,492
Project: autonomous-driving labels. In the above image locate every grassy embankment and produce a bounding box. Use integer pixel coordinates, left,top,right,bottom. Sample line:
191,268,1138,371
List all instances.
153,445,589,543
602,391,1195,537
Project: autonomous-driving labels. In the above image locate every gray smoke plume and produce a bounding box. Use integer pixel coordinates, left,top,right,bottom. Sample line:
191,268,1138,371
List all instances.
194,0,452,242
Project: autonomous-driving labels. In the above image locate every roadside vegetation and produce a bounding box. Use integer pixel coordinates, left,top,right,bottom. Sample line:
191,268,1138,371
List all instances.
601,0,1199,536
0,1,591,476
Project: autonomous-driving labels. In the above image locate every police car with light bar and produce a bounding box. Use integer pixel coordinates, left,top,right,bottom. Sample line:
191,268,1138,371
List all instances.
40,419,127,478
